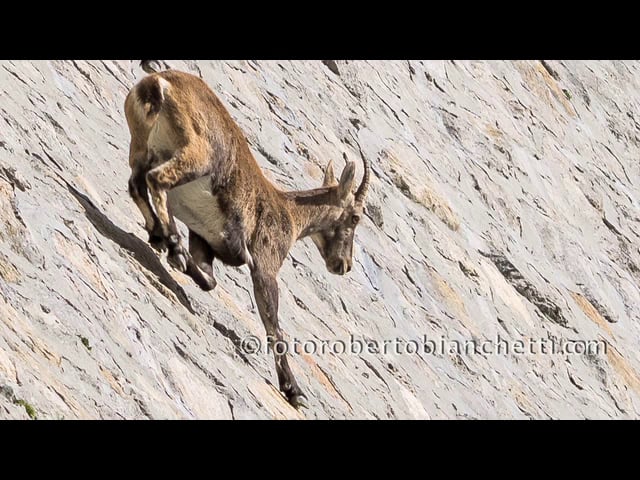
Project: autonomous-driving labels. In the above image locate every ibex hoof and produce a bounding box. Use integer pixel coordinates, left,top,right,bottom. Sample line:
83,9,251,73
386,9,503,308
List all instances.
168,249,188,273
148,222,167,252
194,269,217,292
183,257,217,291
148,233,167,252
287,392,308,410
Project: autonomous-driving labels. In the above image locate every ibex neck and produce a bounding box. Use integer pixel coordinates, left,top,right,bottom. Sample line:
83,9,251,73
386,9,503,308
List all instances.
281,187,340,239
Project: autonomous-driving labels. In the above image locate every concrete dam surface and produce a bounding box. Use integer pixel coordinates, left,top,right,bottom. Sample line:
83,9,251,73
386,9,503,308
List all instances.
0,60,639,419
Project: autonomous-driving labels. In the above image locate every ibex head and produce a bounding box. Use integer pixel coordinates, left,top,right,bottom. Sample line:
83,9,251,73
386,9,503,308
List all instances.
311,152,371,275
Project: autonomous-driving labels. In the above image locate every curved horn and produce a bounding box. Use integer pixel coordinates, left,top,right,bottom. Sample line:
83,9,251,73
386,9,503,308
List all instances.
351,139,370,205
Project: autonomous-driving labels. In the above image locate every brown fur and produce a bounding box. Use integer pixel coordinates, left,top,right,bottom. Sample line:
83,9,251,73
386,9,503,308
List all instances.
125,65,370,408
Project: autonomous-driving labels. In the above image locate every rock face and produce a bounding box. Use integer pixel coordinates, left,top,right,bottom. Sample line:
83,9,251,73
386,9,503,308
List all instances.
1,60,640,419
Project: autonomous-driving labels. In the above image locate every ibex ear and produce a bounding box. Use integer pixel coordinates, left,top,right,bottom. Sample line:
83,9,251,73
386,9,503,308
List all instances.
323,160,337,187
337,161,356,201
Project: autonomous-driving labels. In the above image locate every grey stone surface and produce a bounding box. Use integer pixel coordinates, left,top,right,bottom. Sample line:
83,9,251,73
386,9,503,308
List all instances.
0,60,639,419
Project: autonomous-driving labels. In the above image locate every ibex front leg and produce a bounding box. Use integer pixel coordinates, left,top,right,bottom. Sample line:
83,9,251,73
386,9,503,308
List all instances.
252,268,307,409
145,147,210,273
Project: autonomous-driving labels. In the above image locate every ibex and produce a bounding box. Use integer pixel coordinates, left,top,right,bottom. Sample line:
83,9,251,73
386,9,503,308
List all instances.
124,61,370,408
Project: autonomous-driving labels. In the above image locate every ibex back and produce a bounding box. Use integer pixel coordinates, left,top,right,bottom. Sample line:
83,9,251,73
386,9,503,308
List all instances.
125,61,370,408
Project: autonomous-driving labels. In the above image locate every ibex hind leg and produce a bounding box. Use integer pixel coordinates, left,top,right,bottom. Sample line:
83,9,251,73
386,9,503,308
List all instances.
128,164,166,252
146,148,212,273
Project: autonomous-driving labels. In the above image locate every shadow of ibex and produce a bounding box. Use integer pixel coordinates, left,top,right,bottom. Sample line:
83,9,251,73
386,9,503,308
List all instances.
65,182,196,314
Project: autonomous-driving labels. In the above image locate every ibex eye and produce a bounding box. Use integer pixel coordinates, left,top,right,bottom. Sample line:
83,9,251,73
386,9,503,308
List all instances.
352,215,360,224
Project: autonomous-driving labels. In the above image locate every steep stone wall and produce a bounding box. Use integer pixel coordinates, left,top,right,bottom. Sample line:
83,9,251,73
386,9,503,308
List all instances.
0,60,639,419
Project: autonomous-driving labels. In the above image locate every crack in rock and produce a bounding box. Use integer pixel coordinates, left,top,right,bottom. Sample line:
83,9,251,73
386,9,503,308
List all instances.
480,251,568,327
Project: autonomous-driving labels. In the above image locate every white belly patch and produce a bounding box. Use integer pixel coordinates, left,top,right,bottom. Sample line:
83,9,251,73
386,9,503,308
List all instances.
167,177,227,250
